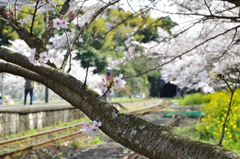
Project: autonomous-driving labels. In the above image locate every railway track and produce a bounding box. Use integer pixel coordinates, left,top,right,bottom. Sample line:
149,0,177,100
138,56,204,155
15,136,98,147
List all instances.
0,123,84,159
0,99,172,159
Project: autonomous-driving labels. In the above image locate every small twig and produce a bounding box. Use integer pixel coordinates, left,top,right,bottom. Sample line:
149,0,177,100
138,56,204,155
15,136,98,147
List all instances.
204,0,213,15
82,52,93,89
221,77,233,94
61,29,72,72
102,83,112,97
218,69,240,147
30,0,40,35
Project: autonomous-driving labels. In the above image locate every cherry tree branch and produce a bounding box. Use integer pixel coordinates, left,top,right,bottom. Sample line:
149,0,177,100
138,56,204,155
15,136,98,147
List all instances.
0,6,42,51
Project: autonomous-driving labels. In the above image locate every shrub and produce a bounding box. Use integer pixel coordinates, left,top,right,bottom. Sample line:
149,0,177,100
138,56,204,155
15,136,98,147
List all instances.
196,89,240,152
176,92,211,105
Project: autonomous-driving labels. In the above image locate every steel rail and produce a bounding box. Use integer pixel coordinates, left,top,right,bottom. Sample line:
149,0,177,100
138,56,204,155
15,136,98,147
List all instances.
0,131,82,159
0,123,83,148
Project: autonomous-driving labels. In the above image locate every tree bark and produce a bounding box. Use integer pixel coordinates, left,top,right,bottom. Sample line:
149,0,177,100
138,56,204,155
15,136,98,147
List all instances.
0,48,239,159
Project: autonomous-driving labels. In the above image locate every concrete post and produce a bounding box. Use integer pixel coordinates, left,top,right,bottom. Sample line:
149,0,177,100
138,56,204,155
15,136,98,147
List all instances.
45,11,49,103
1,73,4,105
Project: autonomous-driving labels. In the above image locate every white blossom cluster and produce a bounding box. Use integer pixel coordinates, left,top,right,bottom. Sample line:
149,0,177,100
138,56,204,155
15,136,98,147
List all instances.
80,121,102,136
101,73,126,96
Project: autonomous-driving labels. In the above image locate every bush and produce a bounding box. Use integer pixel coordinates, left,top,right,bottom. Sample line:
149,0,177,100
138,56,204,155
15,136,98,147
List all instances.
196,89,240,152
175,92,211,105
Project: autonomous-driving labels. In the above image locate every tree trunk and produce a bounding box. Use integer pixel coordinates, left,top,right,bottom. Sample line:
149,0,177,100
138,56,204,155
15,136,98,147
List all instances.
0,48,239,159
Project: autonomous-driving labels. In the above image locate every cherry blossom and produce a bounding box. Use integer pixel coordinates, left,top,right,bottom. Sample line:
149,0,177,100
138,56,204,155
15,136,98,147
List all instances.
113,74,126,89
28,48,50,66
28,54,35,64
199,60,208,71
101,73,126,96
198,60,220,94
53,18,69,30
53,18,62,30
92,121,102,127
199,82,215,94
198,70,208,83
80,121,91,135
32,59,41,66
89,125,101,136
30,48,36,56
61,20,69,29
80,120,101,136
108,88,114,96
5,11,10,17
39,52,50,63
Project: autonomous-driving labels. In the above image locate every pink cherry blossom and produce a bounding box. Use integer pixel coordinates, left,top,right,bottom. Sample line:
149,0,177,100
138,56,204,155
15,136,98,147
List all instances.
92,121,102,127
198,70,208,83
33,59,41,66
53,18,62,30
30,48,36,56
39,52,50,63
28,54,35,64
80,121,101,136
113,74,126,89
202,83,215,94
5,11,10,17
89,125,101,136
80,121,91,135
199,60,208,71
61,20,69,29
108,88,114,96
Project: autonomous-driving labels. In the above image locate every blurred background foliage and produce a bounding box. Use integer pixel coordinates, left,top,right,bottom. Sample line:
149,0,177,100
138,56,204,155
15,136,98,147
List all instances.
0,6,177,97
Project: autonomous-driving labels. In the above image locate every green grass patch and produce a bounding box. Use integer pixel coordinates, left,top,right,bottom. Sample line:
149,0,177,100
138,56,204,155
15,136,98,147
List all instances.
111,96,144,102
173,93,211,106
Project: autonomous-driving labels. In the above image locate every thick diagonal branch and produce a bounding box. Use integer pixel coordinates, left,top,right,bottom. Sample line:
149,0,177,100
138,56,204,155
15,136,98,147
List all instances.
0,58,240,159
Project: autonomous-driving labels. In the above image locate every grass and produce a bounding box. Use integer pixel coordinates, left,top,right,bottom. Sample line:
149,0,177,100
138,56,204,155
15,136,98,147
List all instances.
172,93,211,106
169,119,215,145
170,123,198,138
111,96,148,102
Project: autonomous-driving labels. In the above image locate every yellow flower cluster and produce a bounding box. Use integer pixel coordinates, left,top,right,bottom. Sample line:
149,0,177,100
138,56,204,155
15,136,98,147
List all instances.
197,89,240,152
